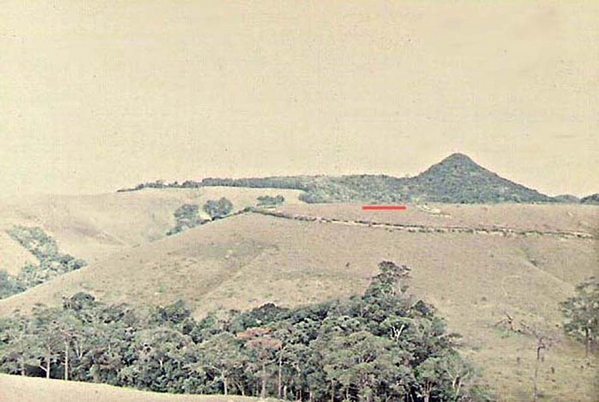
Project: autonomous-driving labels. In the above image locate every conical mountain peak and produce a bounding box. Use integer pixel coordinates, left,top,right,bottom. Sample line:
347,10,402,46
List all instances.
410,153,553,203
435,153,483,169
119,152,555,204
418,153,489,178
442,152,474,162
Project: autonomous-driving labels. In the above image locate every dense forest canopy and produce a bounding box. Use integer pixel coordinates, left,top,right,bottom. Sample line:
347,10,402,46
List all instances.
0,261,492,402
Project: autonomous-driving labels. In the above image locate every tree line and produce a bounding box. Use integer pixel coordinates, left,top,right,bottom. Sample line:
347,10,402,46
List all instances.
166,198,234,236
114,155,570,205
0,226,86,299
0,261,492,401
167,195,286,236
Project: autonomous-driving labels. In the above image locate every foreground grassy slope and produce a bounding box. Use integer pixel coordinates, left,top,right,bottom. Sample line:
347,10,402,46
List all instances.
0,374,273,402
0,187,303,265
0,203,597,400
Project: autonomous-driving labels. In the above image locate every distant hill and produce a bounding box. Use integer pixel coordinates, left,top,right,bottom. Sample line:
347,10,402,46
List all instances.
580,193,599,205
553,194,581,203
406,153,556,203
118,153,557,204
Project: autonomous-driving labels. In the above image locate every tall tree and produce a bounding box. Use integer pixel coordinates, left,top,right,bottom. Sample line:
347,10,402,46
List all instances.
194,332,246,395
237,327,282,398
203,198,234,220
30,306,62,379
560,277,599,357
167,204,206,235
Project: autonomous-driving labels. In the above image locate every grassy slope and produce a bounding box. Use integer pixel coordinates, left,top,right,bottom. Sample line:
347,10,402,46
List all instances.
278,203,599,235
0,231,37,275
0,187,304,265
0,199,597,400
0,374,273,402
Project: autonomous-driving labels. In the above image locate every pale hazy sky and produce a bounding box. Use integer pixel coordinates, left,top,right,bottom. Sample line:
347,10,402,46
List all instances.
1,1,598,197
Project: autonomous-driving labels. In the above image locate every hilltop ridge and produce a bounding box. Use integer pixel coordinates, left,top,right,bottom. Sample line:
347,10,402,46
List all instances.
580,193,599,204
409,153,555,203
118,153,558,204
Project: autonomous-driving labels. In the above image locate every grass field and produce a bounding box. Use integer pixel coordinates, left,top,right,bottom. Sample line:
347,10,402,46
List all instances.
0,187,304,265
0,189,597,401
0,374,277,402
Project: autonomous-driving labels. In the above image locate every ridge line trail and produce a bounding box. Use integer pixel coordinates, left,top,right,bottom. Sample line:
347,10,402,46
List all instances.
247,208,597,240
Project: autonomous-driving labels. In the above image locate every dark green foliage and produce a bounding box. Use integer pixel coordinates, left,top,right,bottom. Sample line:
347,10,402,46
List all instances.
166,204,207,236
118,154,557,204
257,195,286,207
580,193,599,205
118,177,311,193
7,226,86,279
0,227,87,299
150,300,192,325
149,300,195,336
194,332,247,395
560,277,599,356
407,154,555,204
203,198,233,220
7,226,59,260
0,270,26,299
62,291,96,311
117,180,170,192
0,262,492,401
553,194,580,204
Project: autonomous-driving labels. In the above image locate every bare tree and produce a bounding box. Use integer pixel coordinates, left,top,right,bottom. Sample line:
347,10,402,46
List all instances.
521,322,555,402
494,312,516,332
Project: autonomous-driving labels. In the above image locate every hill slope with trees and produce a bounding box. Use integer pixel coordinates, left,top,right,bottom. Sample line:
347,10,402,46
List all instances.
580,193,599,205
0,262,491,401
0,204,596,400
118,154,559,204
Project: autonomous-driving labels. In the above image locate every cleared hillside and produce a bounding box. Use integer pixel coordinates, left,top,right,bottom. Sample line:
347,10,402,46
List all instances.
0,374,274,402
0,204,597,400
0,187,304,265
276,203,598,236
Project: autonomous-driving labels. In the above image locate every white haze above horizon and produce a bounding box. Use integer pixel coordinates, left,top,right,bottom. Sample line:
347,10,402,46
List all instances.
2,1,598,197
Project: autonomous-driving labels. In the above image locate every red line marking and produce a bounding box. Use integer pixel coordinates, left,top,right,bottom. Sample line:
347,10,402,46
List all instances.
362,205,407,211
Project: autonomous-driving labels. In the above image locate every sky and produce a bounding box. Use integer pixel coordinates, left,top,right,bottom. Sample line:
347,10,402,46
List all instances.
1,1,598,197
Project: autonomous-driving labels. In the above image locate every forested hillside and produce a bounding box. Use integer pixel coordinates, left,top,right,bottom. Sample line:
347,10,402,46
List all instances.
118,154,558,204
580,193,599,205
0,262,491,401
